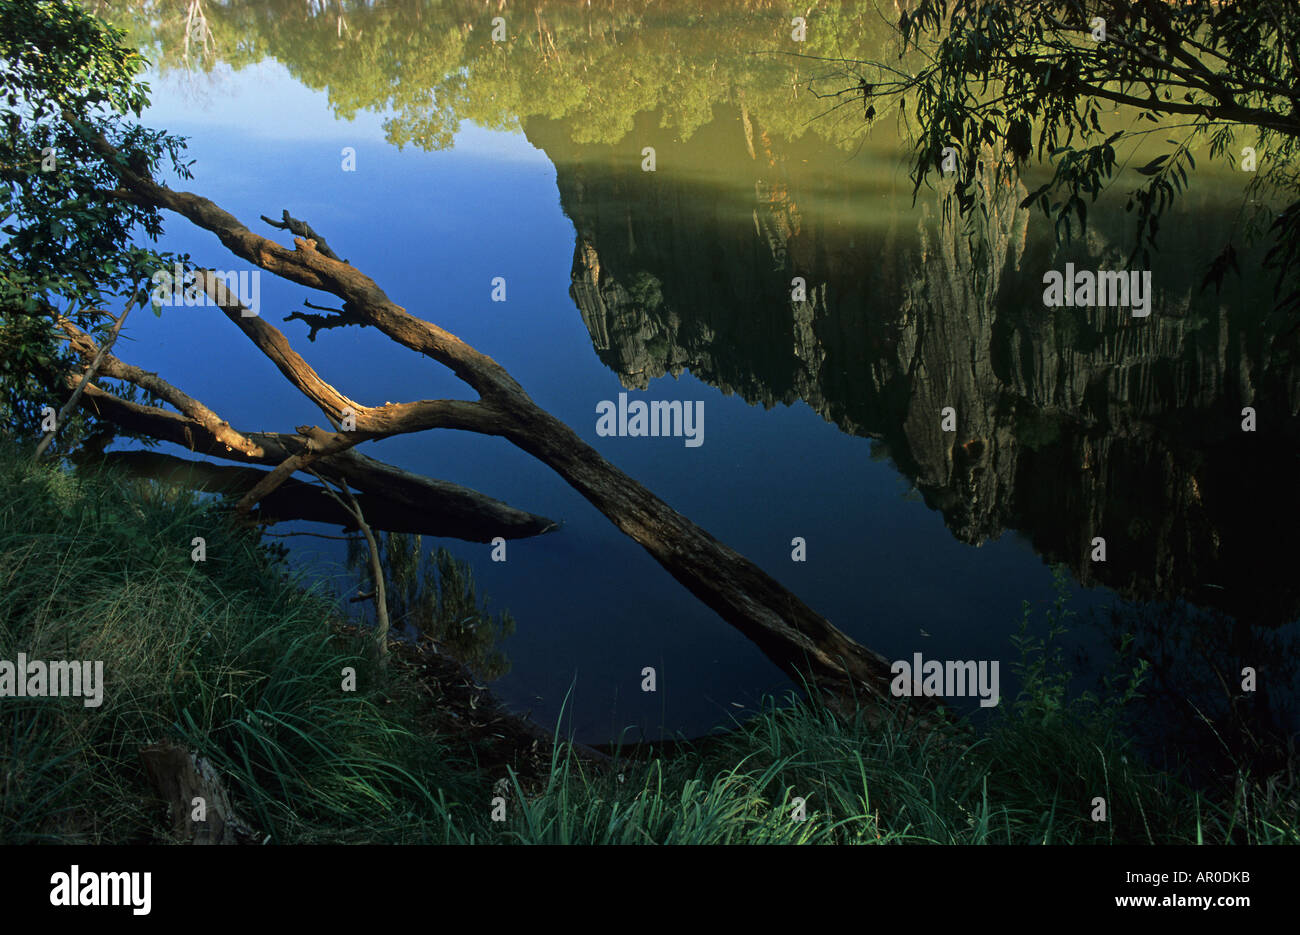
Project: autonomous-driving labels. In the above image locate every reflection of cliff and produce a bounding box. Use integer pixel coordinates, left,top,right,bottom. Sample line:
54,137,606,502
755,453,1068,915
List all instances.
527,108,1300,626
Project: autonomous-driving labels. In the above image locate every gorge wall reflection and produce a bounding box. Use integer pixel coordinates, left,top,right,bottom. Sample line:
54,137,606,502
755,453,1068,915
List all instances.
530,105,1300,760
101,0,1300,760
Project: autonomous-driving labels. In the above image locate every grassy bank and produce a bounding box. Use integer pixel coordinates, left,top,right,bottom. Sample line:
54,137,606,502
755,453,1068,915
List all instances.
0,446,1294,844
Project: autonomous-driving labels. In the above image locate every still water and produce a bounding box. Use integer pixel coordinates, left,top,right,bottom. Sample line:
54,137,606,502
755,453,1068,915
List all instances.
99,1,1298,749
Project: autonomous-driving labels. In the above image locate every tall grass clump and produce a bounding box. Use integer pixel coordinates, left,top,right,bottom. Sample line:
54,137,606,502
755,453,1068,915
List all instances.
474,578,1297,845
0,446,476,843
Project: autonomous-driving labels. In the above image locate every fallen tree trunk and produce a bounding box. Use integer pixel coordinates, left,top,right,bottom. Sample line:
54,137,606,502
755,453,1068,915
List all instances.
91,449,542,538
74,122,937,719
502,414,905,713
65,377,557,542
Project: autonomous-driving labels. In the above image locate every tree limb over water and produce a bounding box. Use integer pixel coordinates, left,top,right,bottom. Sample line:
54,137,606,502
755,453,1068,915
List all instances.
65,119,939,721
57,369,556,543
260,208,346,263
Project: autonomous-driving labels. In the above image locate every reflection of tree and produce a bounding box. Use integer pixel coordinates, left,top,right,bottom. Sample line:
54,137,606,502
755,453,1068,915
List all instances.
347,532,515,680
181,0,216,67
99,0,903,151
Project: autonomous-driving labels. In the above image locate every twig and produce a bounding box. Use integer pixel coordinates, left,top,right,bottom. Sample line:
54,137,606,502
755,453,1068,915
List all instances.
260,209,346,262
261,531,364,541
283,304,367,341
308,467,389,657
233,428,357,515
35,295,136,460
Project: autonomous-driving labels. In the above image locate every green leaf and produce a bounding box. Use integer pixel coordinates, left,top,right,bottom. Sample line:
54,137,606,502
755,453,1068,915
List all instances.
1135,154,1169,175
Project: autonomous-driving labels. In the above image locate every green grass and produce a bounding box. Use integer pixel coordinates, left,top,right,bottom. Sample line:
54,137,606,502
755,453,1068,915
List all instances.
0,443,1295,844
0,444,473,843
495,689,1297,845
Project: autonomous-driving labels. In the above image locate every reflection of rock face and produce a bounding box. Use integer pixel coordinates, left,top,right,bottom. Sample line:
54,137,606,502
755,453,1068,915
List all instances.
529,109,1300,626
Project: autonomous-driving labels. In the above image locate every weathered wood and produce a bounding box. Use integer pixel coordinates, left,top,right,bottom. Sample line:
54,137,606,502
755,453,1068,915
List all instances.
72,120,939,718
58,317,265,458
139,741,258,844
67,382,558,542
260,208,345,262
35,299,134,459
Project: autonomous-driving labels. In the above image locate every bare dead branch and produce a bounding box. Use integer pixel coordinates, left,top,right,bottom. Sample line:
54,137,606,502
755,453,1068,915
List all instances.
35,294,136,460
283,302,368,341
234,427,360,515
69,116,522,400
66,384,558,541
195,271,509,438
309,468,389,656
260,209,345,262
56,317,265,458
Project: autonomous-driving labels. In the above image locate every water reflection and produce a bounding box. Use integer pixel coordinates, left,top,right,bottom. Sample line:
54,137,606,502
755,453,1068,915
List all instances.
99,0,1300,748
523,109,1300,636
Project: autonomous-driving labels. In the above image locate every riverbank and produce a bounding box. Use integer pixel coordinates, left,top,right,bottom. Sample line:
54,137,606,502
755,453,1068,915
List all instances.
0,446,1294,844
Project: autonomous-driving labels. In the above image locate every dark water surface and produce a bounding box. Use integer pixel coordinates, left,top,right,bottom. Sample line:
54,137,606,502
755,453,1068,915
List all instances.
101,1,1298,746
